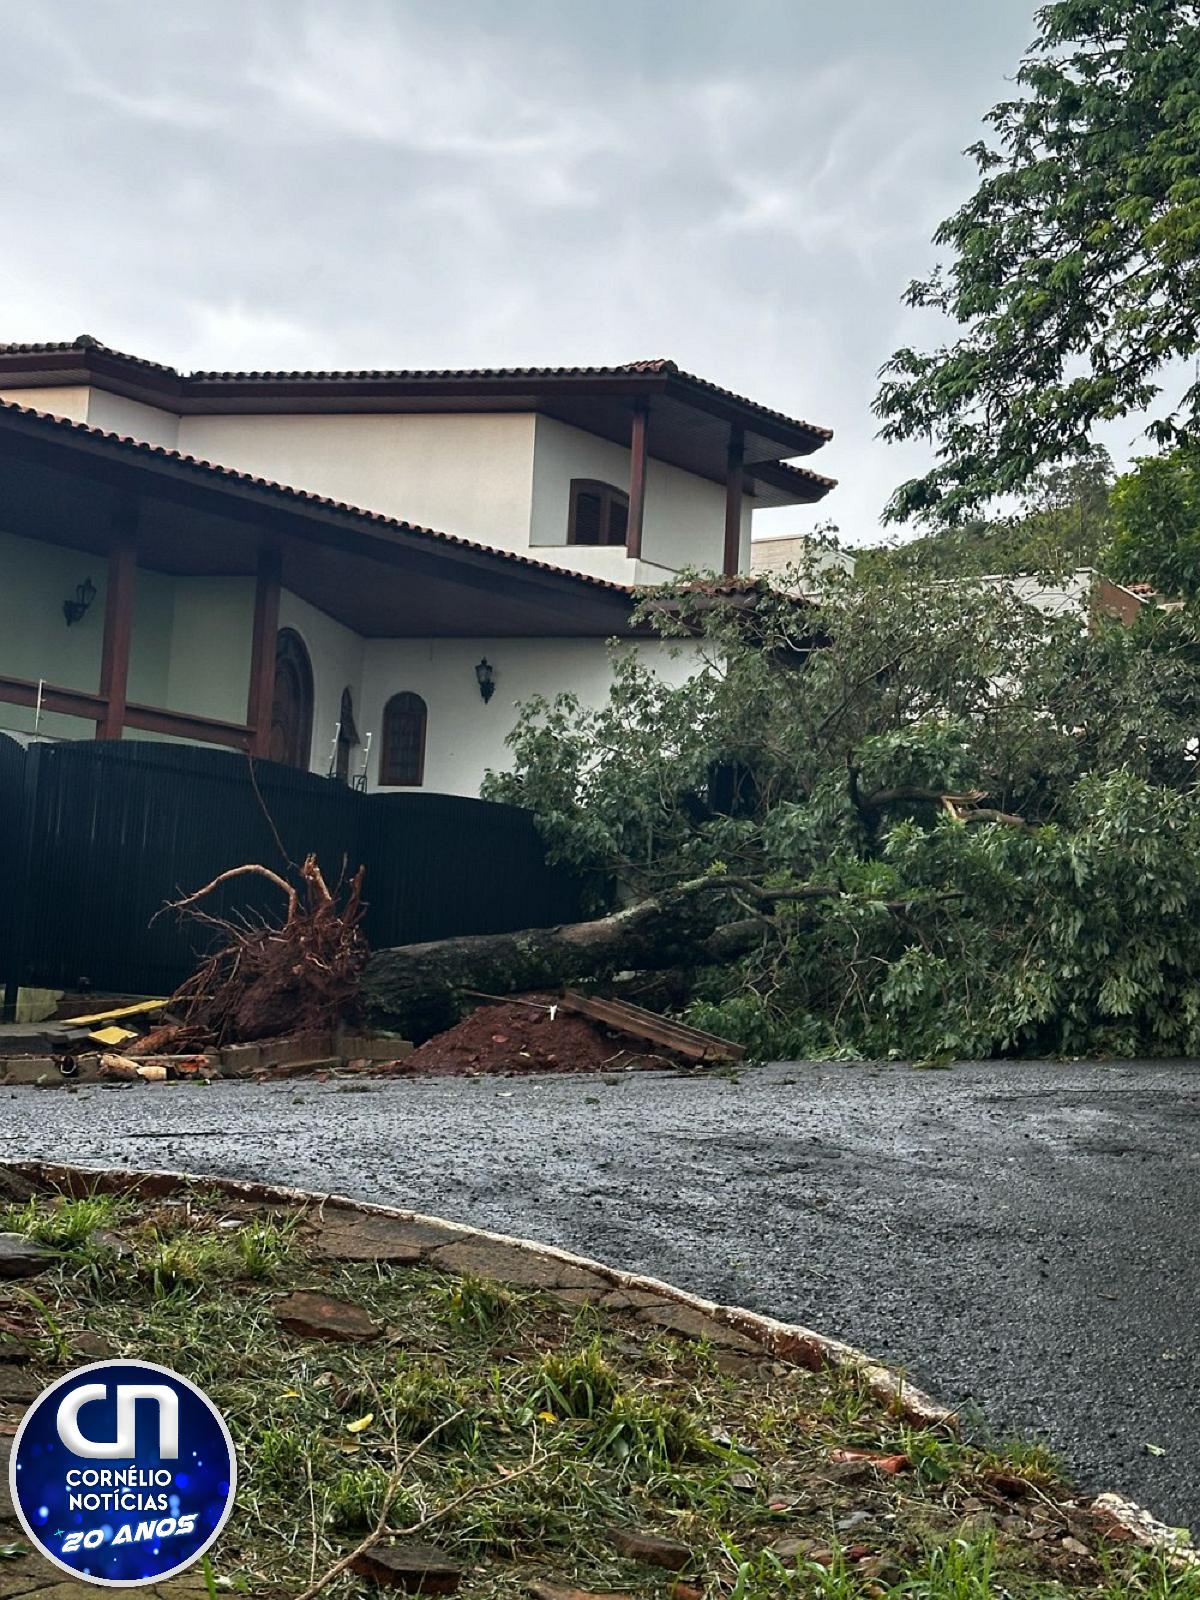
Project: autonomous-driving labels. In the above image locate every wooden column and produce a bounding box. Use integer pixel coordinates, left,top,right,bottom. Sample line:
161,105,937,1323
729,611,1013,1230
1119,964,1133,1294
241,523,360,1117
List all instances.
97,535,137,741
723,425,745,576
246,547,282,757
626,400,649,560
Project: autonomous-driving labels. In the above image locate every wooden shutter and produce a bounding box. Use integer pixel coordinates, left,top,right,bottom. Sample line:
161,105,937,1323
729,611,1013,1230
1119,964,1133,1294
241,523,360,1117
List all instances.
380,692,428,786
569,481,631,547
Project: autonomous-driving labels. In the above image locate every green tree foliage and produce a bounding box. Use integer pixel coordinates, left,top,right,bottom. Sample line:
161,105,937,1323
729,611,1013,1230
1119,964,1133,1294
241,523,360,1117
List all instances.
862,448,1115,579
484,564,1200,1060
875,0,1200,526
1107,447,1200,596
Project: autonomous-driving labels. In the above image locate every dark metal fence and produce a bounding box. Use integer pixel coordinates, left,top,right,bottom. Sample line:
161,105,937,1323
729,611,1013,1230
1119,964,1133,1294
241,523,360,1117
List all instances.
0,737,583,999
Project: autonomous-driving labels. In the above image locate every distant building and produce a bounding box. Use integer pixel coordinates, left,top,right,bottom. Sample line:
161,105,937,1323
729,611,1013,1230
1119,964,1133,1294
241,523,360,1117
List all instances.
957,569,1169,625
750,533,855,589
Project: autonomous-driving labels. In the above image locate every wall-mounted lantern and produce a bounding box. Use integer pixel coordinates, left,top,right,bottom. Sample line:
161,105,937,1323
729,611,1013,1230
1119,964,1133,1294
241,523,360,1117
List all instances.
475,657,496,704
62,577,97,626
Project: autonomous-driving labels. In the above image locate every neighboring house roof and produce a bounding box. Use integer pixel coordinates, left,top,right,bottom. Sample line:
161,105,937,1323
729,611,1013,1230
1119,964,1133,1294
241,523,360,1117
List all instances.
0,336,835,507
0,398,640,638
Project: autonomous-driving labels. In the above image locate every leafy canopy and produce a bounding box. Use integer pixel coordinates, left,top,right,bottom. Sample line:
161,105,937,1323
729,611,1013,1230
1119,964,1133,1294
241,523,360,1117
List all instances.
861,448,1115,580
1108,446,1200,596
485,561,1200,1060
875,0,1200,527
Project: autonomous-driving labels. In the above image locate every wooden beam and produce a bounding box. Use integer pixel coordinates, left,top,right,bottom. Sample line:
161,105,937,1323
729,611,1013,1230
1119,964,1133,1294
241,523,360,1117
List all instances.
0,673,106,723
626,400,648,560
723,425,745,576
246,546,282,756
124,702,254,751
0,673,252,751
97,534,136,740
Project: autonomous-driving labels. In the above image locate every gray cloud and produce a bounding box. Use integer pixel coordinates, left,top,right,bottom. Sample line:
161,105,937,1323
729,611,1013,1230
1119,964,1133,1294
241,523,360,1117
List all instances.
0,0,1047,540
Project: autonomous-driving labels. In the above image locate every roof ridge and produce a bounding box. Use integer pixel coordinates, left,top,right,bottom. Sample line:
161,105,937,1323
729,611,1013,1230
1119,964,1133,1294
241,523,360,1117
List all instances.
0,397,634,597
0,340,832,442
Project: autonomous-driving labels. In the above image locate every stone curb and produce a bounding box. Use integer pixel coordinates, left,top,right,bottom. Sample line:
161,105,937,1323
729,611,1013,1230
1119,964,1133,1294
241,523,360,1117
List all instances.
5,1159,1191,1562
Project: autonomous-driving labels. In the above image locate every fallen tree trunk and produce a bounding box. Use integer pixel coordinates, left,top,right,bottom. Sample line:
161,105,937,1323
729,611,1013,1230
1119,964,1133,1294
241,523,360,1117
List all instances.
363,872,968,1040
362,881,748,1041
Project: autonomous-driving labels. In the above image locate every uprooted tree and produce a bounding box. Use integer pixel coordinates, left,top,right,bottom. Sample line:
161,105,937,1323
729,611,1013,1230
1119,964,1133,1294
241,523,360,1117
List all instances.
365,554,1200,1059
165,855,367,1044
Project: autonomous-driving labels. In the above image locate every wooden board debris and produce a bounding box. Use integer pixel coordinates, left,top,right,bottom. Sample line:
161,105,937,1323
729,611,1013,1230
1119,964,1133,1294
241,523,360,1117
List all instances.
556,991,744,1063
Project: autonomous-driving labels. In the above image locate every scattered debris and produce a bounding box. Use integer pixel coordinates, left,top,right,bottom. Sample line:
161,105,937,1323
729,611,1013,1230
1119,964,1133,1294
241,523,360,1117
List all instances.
348,1540,463,1593
391,1000,650,1077
0,1234,54,1280
526,1583,633,1600
830,1447,912,1475
389,992,740,1078
558,992,744,1064
605,1527,692,1570
57,998,167,1028
273,1290,384,1343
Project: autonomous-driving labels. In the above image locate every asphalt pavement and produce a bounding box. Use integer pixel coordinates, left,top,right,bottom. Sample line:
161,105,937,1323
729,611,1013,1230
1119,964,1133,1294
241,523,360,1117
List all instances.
0,1059,1195,1530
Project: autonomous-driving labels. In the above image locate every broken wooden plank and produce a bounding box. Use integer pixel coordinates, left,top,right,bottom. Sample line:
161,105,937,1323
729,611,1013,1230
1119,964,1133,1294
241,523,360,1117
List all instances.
61,998,167,1027
556,992,744,1063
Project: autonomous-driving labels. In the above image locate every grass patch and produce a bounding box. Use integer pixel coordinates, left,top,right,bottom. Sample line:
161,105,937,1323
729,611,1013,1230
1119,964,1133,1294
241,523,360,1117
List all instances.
0,1180,1191,1599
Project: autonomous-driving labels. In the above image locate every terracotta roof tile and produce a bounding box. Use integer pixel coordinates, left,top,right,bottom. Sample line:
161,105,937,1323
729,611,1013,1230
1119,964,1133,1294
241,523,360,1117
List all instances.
0,397,635,598
0,336,833,445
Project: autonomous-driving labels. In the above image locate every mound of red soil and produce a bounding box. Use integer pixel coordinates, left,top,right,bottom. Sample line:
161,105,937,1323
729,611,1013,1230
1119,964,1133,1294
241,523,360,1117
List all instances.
392,1000,653,1077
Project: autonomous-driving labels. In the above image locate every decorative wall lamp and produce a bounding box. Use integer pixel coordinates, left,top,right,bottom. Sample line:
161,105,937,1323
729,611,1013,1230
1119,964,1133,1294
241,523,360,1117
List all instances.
475,657,496,704
62,577,97,626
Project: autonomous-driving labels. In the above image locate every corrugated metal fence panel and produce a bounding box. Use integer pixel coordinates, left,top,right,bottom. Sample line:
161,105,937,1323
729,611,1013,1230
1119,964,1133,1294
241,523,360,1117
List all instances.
8,740,584,996
360,792,585,947
0,735,29,981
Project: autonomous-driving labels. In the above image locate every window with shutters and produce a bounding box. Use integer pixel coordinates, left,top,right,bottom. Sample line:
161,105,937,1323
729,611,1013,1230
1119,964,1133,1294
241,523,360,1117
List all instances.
379,692,427,787
567,480,629,546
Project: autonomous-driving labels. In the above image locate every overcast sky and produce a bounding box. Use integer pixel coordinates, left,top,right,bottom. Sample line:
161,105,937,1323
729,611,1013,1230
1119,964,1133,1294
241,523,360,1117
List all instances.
0,1,1081,543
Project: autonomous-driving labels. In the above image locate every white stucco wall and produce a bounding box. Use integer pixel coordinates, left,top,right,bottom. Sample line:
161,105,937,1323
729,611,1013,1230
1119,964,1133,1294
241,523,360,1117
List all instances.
0,386,181,449
277,589,365,777
0,386,91,423
529,415,752,574
357,634,701,796
0,529,261,741
0,526,707,796
1,384,756,579
0,528,106,738
165,577,255,724
85,390,181,449
175,412,539,550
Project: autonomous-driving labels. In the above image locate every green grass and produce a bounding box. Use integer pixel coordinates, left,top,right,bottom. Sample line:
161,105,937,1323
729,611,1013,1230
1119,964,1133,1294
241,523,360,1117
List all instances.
0,1181,1192,1599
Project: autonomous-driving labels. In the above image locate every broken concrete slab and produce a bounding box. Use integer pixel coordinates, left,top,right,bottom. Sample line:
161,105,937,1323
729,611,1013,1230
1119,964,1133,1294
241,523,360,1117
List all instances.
348,1539,462,1592
273,1290,383,1342
429,1238,606,1292
319,1209,470,1256
635,1301,761,1352
313,1213,429,1264
606,1526,693,1570
0,1234,55,1280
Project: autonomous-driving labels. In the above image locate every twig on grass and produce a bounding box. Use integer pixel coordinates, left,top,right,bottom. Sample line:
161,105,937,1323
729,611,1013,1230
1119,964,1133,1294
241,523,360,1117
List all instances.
292,1410,466,1600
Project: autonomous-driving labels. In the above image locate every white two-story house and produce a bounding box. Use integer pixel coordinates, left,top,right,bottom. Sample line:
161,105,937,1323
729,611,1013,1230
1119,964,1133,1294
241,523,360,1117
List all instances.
0,336,834,795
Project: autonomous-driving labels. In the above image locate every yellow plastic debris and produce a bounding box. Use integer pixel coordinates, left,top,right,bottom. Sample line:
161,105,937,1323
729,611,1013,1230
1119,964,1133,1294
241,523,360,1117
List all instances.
66,999,166,1027
89,1025,139,1047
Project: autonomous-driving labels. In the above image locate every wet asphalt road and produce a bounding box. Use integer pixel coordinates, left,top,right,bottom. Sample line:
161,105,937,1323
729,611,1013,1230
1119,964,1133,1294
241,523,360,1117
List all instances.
0,1059,1195,1530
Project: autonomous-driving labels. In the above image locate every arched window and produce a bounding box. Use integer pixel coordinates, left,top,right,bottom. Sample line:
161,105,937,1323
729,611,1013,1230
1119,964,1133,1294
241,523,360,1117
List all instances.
379,692,427,787
568,479,628,547
269,629,314,770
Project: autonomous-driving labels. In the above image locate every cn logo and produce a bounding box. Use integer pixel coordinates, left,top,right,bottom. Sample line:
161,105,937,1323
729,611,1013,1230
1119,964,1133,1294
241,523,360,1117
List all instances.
12,1357,236,1587
56,1383,179,1460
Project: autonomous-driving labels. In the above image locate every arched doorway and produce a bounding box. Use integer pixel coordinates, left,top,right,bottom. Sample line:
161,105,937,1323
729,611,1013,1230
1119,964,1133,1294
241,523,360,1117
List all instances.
270,629,313,769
